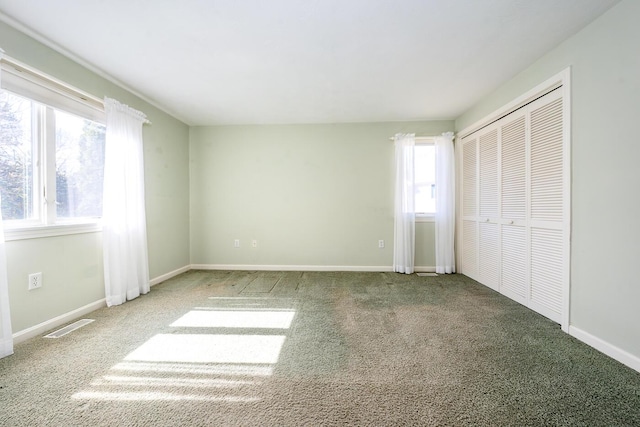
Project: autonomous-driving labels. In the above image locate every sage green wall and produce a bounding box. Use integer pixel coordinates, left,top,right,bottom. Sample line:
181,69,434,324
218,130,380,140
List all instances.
456,0,640,359
190,122,452,269
1,22,190,332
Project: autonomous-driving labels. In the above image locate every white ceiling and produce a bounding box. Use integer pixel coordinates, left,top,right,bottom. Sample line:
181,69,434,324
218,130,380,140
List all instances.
0,0,619,126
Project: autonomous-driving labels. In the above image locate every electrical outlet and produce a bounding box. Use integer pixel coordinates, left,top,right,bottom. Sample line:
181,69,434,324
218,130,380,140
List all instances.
252,240,258,248
378,240,385,248
28,272,42,290
234,239,240,248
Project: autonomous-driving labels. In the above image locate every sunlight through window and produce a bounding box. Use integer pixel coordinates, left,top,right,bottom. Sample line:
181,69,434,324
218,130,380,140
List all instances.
111,361,274,377
92,376,257,388
170,309,295,329
71,391,260,402
73,298,296,403
111,362,273,377
124,334,286,364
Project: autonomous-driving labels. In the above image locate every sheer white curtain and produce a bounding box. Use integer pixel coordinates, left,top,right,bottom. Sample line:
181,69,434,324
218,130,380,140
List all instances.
0,193,14,359
0,49,14,359
435,132,456,274
103,97,150,307
393,133,415,274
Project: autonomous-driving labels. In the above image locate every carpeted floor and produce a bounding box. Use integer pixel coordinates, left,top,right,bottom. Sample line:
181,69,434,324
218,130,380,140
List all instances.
0,271,639,426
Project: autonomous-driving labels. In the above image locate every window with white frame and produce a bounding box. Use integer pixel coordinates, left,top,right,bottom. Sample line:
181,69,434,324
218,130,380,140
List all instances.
414,143,436,215
0,59,106,229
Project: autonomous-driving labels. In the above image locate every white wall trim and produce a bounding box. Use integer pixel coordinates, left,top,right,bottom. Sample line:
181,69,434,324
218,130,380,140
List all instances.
191,264,437,273
191,264,395,272
149,264,191,287
12,298,106,344
415,215,435,223
561,68,572,333
3,221,102,241
569,326,640,373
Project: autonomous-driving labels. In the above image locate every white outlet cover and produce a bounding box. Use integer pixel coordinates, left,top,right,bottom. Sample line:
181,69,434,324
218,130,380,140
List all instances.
28,272,42,290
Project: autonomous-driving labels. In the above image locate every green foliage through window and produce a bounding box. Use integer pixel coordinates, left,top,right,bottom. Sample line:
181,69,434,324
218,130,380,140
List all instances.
0,90,106,224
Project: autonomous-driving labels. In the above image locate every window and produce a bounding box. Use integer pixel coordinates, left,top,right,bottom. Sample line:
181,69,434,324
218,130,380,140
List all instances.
54,109,105,219
414,143,436,216
0,92,34,221
0,58,106,236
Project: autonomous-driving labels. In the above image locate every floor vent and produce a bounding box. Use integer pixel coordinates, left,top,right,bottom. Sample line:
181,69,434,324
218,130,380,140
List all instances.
44,319,95,338
416,272,438,277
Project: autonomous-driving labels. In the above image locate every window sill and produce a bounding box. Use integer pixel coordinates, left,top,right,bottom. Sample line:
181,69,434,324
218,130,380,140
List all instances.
416,215,435,223
3,221,102,241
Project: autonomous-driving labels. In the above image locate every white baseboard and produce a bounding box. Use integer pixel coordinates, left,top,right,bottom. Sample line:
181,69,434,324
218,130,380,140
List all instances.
191,264,438,273
149,264,191,286
12,298,106,345
191,264,394,272
569,326,640,373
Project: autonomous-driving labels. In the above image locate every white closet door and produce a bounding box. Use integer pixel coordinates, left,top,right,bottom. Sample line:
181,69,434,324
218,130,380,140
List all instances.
479,128,499,220
461,136,479,280
458,83,569,329
530,93,564,223
478,128,499,290
501,225,527,302
500,114,526,222
528,90,564,323
462,219,478,279
499,111,528,304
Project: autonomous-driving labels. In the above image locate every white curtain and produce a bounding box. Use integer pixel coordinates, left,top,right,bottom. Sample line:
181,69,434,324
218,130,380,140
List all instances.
393,133,415,274
103,97,150,307
435,132,456,274
0,192,14,359
0,49,14,359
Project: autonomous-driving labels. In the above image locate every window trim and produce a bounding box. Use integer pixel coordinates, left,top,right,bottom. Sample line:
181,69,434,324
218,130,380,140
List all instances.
1,55,106,240
415,214,435,223
1,56,105,122
3,221,102,241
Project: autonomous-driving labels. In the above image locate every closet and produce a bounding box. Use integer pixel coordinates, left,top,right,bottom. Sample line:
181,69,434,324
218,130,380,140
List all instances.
459,84,569,327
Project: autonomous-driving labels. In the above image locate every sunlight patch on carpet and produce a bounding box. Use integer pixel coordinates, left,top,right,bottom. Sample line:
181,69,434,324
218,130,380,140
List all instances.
170,309,295,329
110,361,274,377
92,375,258,388
73,298,294,404
124,334,286,364
72,391,260,402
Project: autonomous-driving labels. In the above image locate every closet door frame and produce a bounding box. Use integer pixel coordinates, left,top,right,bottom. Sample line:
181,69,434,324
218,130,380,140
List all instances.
456,68,571,332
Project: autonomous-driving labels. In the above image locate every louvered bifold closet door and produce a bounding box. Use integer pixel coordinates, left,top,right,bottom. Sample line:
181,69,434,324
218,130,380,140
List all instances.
528,89,564,323
478,127,500,291
499,111,528,304
458,84,568,327
461,136,479,280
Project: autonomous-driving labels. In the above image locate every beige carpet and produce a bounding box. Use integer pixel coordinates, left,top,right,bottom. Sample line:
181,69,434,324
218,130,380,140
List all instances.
0,270,638,426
